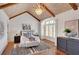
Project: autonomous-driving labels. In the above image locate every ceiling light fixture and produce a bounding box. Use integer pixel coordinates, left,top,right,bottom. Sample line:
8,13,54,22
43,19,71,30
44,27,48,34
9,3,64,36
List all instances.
34,3,43,15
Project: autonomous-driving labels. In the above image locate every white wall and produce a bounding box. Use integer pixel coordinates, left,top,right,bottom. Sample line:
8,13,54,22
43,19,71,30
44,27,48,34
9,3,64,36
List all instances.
53,8,79,46
56,9,79,36
0,10,9,54
8,12,40,41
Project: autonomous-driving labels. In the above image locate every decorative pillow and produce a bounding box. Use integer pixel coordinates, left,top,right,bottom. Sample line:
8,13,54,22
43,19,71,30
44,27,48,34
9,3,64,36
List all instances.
23,32,31,38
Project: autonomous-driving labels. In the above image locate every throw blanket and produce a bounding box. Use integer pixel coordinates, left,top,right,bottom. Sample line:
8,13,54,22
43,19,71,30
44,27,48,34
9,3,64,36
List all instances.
29,37,35,41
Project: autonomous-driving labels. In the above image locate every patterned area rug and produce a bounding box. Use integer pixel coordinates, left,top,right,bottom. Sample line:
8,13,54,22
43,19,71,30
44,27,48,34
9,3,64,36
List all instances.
11,42,51,55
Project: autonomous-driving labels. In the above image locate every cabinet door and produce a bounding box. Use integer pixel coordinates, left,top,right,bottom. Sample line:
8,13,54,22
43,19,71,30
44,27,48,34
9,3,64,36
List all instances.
57,37,67,52
67,39,79,55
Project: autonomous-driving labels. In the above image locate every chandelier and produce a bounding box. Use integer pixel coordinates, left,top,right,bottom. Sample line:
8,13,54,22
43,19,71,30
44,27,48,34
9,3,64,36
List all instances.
34,3,43,15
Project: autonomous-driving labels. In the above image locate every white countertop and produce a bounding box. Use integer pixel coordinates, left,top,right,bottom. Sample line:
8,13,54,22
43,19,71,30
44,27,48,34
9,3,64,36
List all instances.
66,37,79,40
58,36,79,40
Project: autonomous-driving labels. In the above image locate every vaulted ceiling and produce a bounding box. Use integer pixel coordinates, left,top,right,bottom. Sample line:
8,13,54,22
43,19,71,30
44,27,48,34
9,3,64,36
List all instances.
0,3,79,21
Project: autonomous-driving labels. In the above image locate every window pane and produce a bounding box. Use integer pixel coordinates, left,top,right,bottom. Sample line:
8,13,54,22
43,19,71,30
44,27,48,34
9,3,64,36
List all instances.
46,25,48,36
43,20,55,38
46,21,49,24
48,25,54,37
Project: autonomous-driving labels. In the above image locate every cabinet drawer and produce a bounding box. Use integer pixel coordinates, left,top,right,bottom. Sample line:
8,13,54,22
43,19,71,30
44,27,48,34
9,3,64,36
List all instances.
68,39,79,43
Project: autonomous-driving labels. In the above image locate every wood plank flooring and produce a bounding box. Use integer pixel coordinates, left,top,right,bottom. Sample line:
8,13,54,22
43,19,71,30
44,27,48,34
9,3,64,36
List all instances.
2,39,66,55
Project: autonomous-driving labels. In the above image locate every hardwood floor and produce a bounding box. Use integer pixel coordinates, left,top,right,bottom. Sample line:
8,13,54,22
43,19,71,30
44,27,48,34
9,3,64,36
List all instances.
2,39,66,55
2,42,14,55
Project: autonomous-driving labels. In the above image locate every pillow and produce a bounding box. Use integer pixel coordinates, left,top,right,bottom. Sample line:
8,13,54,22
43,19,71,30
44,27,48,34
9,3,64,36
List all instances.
23,32,32,38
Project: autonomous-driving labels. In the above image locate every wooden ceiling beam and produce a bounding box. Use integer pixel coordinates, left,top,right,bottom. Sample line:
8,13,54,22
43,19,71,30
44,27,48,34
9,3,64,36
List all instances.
40,3,55,17
69,3,78,10
26,11,40,21
10,11,27,19
10,11,40,21
0,3,16,9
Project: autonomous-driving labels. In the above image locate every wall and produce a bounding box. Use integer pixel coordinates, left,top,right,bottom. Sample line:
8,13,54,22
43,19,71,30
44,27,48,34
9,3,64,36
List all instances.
54,8,79,46
8,12,40,41
56,8,79,36
0,9,9,54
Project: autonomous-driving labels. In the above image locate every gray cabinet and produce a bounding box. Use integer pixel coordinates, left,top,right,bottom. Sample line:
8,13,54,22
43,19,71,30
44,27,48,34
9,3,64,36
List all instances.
57,37,79,55
57,37,67,52
67,39,79,55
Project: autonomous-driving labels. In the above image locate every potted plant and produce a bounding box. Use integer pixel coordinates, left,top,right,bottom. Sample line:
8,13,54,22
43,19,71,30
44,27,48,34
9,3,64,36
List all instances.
64,28,71,36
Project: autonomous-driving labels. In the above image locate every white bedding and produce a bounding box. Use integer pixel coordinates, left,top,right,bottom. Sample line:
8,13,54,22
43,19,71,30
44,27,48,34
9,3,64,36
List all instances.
19,35,40,47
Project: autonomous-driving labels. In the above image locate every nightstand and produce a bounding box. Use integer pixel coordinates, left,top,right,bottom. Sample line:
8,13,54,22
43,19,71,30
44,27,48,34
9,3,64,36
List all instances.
14,35,20,48
14,36,20,43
